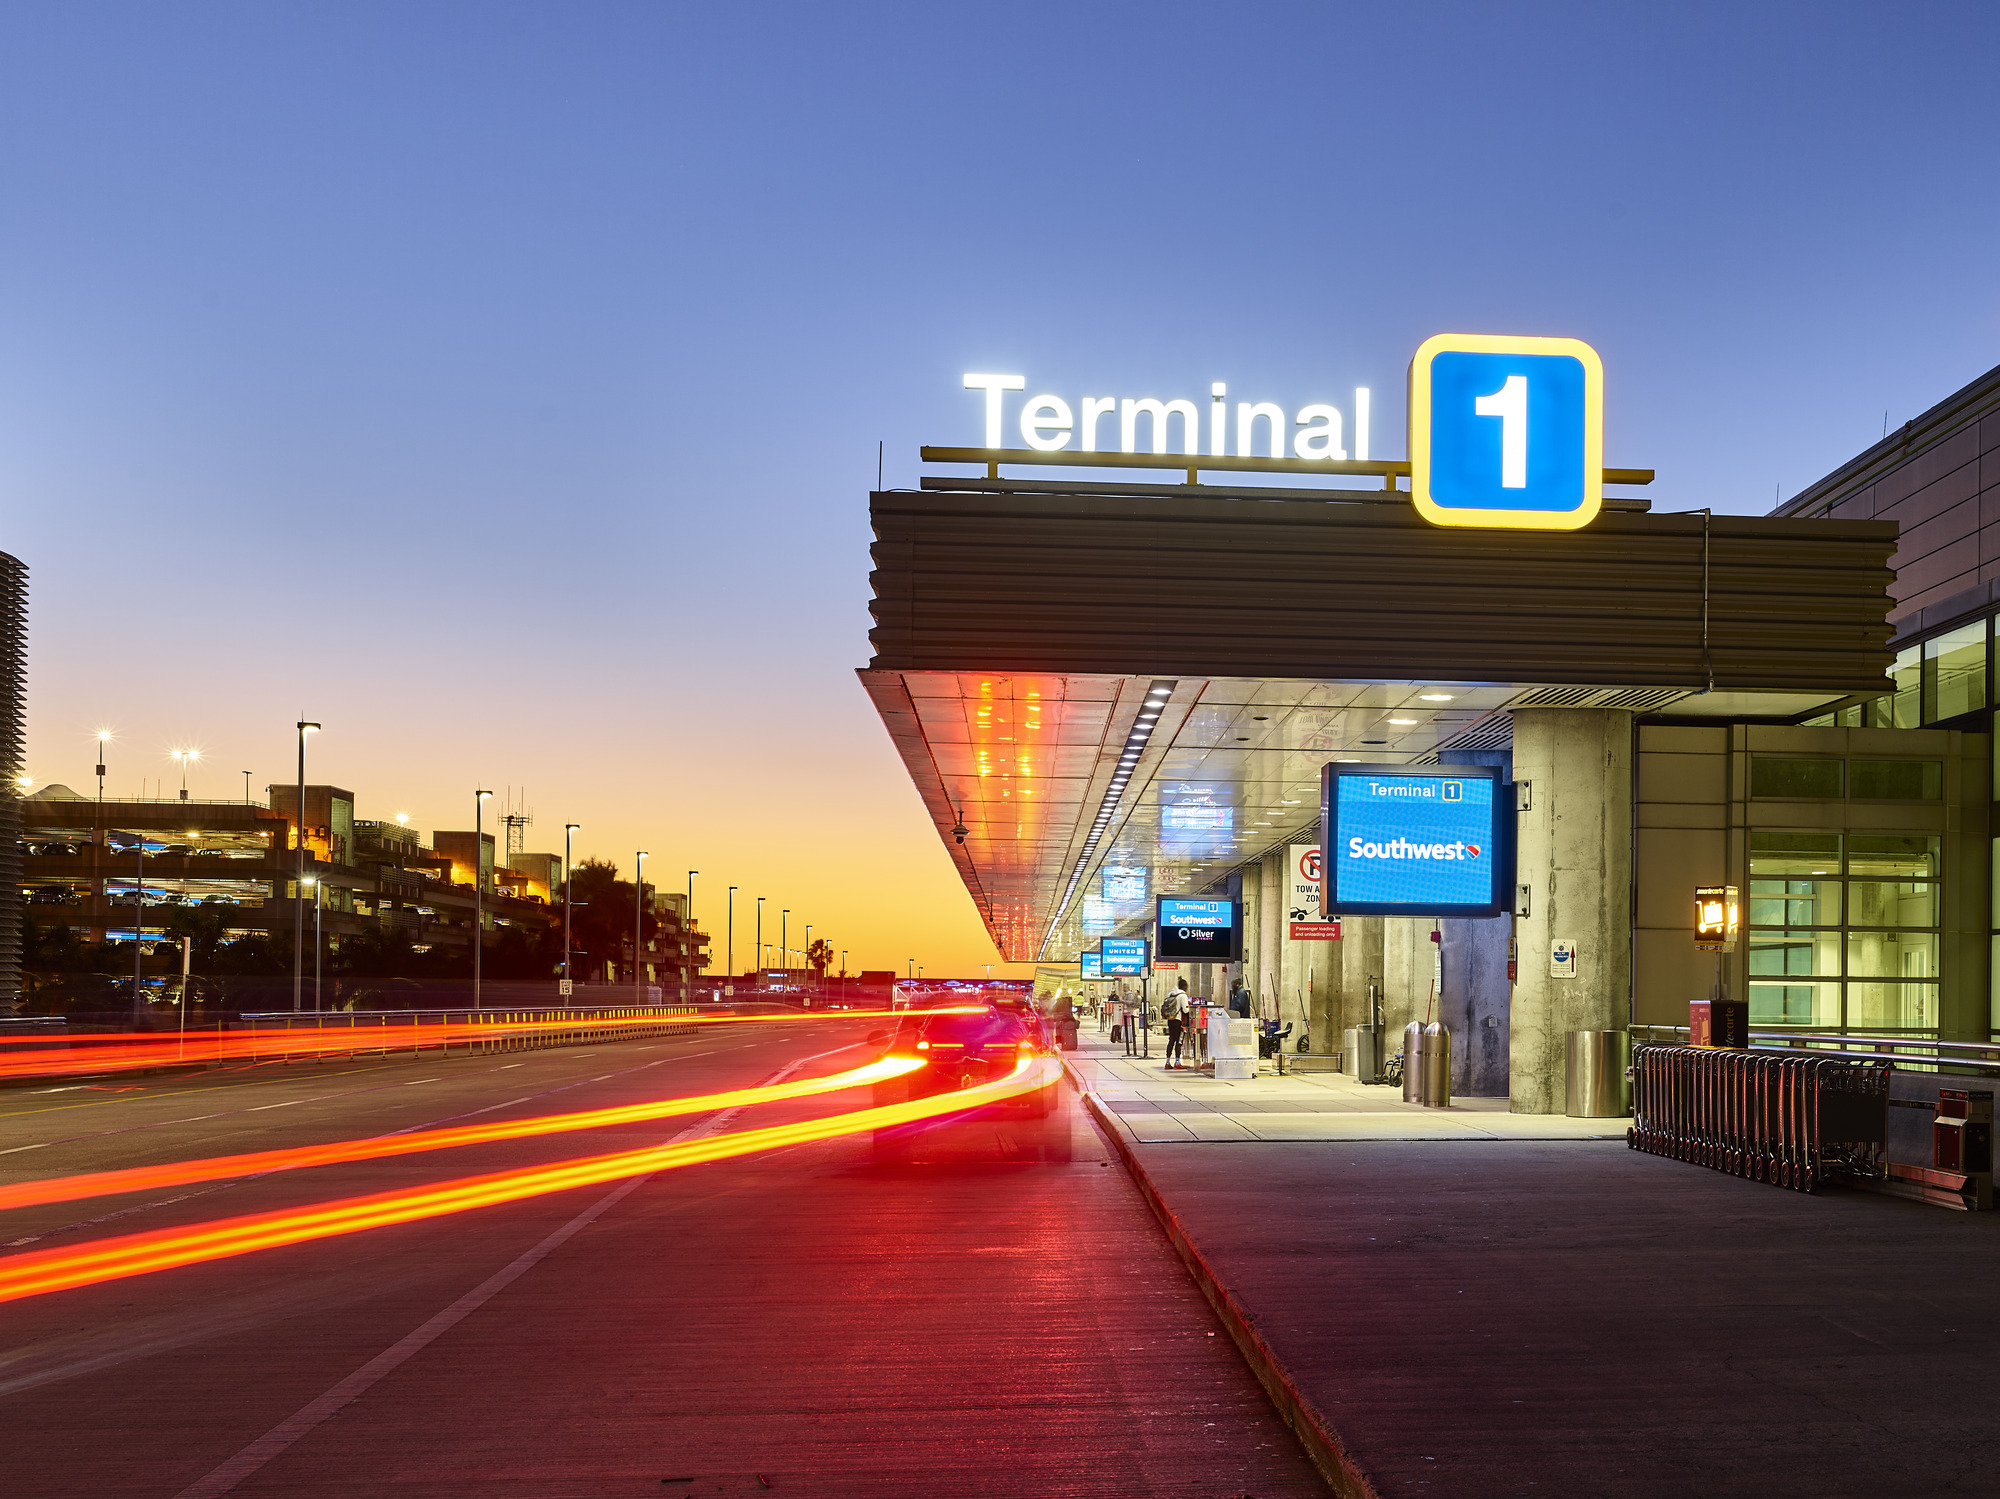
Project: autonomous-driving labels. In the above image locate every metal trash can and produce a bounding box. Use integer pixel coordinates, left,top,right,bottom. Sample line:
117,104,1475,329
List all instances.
1422,1021,1452,1109
1345,1025,1383,1082
1566,1030,1632,1117
1402,1020,1424,1102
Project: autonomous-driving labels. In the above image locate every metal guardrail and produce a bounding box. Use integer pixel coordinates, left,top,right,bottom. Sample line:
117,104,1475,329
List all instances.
1629,1045,1891,1193
239,1005,703,1063
1629,1024,2000,1074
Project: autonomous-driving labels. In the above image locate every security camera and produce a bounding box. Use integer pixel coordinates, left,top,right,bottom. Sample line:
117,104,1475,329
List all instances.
953,821,968,843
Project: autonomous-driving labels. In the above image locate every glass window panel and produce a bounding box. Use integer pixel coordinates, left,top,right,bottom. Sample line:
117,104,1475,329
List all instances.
1748,832,1841,877
1846,982,1939,1031
1893,645,1921,728
1845,880,1936,928
1845,930,1938,978
1749,758,1843,799
1848,834,1940,878
1849,759,1942,800
1748,878,1840,926
1836,705,1863,727
1923,621,1988,722
1749,981,1838,1027
1748,929,1841,977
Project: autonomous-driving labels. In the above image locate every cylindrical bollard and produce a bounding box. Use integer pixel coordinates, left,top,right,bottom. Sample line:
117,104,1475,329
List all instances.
1423,1021,1451,1108
1565,1030,1632,1117
1402,1020,1424,1102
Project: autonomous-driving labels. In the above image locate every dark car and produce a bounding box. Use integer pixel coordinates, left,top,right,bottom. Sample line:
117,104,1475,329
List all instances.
875,1003,1055,1115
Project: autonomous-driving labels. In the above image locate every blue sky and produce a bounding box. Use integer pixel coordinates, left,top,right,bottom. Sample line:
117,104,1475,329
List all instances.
1,2,1994,971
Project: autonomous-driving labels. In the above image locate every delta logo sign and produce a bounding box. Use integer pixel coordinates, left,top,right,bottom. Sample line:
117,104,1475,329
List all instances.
1326,770,1502,914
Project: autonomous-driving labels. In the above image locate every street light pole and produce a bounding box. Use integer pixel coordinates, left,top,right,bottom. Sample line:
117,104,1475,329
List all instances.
686,870,698,1002
756,898,763,986
292,720,320,1013
634,852,649,1003
727,886,736,996
308,877,324,1011
473,789,493,1008
781,910,789,980
563,823,580,997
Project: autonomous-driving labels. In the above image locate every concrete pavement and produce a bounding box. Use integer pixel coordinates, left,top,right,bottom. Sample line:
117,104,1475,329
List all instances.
1071,1032,2000,1498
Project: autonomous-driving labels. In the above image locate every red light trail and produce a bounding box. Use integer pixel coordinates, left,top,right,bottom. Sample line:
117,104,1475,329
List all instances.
0,1056,926,1213
0,1056,1059,1305
0,1006,979,1082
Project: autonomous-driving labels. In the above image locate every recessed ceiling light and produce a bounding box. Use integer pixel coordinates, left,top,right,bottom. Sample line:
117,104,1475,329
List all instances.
1389,718,1417,726
1419,693,1454,702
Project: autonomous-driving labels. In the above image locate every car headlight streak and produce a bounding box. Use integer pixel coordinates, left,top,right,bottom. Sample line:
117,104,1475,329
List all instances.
0,1057,927,1214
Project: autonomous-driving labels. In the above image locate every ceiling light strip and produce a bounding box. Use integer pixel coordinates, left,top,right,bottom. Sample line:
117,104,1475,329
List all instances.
1037,678,1177,960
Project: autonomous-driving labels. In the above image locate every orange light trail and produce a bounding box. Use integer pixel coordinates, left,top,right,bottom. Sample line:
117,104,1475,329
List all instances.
0,1006,979,1082
0,1056,1060,1305
0,1056,926,1213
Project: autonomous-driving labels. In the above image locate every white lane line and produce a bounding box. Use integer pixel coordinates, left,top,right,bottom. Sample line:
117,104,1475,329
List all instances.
167,1171,654,1499
167,1044,780,1499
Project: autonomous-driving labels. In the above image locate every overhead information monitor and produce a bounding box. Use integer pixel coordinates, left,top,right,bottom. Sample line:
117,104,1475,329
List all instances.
1156,898,1240,961
1100,937,1149,975
1080,949,1104,979
1320,762,1506,917
1409,332,1603,531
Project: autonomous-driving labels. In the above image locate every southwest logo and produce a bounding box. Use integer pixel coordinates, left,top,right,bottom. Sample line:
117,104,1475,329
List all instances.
1347,837,1482,862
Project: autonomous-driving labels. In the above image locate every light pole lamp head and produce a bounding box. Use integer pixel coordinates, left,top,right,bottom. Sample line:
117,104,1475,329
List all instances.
566,822,581,832
299,722,320,735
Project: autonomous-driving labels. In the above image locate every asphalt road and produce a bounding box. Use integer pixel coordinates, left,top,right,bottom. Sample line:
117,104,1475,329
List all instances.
0,1020,1327,1497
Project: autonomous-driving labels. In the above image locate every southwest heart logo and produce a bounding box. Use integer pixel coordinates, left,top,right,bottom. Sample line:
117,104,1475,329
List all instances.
1467,845,1481,858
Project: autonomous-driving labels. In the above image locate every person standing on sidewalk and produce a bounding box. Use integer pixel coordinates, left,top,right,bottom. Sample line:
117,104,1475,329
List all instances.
1162,978,1190,1069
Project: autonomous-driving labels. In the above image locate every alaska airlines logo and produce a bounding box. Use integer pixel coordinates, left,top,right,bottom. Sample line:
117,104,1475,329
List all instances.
1347,837,1481,861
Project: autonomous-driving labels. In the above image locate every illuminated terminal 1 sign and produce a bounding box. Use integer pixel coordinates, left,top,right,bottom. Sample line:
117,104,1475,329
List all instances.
1319,763,1509,918
964,374,1372,461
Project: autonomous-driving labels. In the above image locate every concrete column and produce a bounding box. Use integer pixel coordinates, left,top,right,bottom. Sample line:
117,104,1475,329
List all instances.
1509,706,1634,1114
1258,850,1283,1019
1380,917,1425,1046
1340,915,1384,1036
1240,869,1262,1010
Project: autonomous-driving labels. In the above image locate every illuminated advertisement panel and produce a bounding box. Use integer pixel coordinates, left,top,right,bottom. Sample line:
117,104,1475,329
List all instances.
1099,937,1149,975
1156,898,1240,961
1079,950,1104,979
1319,762,1507,917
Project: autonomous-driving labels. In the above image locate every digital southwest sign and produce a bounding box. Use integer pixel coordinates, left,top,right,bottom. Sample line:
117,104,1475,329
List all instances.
1319,762,1507,917
1156,898,1240,962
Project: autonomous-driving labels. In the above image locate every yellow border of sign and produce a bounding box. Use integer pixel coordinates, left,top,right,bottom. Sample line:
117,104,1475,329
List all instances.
1408,332,1604,531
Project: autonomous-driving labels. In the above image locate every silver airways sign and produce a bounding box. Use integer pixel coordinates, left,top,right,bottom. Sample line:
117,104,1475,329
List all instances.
963,373,1373,461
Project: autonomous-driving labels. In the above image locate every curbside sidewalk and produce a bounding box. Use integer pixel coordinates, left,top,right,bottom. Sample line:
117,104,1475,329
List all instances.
1062,1050,1380,1499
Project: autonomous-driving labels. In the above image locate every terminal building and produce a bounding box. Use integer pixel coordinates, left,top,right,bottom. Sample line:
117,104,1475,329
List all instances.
861,357,1998,1112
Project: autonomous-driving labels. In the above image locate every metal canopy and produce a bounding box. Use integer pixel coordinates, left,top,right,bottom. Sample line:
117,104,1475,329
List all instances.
859,482,1900,963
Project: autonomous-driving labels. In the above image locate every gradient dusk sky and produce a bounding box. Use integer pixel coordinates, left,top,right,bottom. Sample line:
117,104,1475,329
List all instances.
1,3,1995,977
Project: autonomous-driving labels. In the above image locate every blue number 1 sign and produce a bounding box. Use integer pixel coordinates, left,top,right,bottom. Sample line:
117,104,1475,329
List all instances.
1409,333,1603,530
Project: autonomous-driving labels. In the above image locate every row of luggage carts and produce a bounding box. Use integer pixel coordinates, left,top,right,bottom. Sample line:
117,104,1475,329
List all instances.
1629,1044,1891,1193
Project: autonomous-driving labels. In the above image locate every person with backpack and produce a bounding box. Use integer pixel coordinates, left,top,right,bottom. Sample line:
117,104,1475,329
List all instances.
1161,978,1191,1069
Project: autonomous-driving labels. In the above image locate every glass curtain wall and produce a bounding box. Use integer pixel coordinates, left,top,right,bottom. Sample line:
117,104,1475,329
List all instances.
1748,831,1942,1032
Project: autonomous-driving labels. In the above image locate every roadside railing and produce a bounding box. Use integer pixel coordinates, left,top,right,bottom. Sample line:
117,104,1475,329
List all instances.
238,1005,704,1064
1629,1045,1891,1193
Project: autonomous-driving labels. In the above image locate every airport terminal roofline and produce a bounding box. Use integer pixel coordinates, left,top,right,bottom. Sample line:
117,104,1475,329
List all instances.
859,474,1901,961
